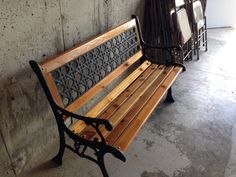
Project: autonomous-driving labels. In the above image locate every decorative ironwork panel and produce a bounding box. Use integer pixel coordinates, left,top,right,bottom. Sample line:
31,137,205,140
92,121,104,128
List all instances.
52,27,140,106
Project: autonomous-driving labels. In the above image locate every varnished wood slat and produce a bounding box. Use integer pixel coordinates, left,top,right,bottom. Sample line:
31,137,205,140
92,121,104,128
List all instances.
99,64,158,120
70,60,151,132
107,65,165,127
78,64,159,139
106,66,174,145
86,61,151,118
44,73,64,107
66,51,143,114
113,66,183,152
40,19,137,73
79,65,166,140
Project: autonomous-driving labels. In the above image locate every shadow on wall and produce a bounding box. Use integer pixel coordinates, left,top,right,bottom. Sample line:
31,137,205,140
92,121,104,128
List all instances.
0,67,57,175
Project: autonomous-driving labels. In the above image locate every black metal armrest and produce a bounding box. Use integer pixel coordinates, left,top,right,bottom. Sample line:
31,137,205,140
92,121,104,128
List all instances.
142,42,185,70
142,41,185,65
57,106,113,132
57,106,112,144
131,14,183,52
131,14,184,64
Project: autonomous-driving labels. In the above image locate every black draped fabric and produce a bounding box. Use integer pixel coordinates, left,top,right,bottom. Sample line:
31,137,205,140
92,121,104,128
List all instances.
201,0,207,13
143,0,173,63
142,0,207,63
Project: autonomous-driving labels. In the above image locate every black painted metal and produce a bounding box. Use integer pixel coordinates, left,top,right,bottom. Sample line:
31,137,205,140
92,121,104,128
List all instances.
29,60,126,177
132,15,185,65
29,16,185,177
204,16,208,52
52,28,140,106
164,87,175,103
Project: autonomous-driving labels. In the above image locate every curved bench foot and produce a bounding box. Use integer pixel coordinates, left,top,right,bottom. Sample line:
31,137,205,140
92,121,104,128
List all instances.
97,153,109,177
96,146,126,177
52,155,63,166
164,87,175,103
52,136,65,166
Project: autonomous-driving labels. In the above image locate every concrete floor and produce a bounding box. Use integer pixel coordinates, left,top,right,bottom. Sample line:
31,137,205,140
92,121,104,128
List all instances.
19,28,236,177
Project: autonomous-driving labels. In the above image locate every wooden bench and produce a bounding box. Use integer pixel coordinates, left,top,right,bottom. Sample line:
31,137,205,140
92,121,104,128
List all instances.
29,15,185,177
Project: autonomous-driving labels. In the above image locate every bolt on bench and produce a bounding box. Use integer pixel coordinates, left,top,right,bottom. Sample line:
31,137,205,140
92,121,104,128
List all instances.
29,15,185,177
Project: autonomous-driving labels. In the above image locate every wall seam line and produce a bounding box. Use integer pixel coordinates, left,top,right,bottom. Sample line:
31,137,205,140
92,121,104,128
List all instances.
58,0,66,51
0,129,17,176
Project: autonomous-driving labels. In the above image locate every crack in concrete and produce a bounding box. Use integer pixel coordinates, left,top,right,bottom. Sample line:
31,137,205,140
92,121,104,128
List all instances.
224,123,236,177
0,129,17,176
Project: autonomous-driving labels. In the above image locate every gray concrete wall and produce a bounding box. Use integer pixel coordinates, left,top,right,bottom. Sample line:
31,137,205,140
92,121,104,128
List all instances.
0,0,144,175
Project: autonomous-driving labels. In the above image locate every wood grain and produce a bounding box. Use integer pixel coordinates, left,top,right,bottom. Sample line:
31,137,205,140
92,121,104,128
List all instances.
70,60,150,133
106,66,174,145
85,61,151,118
107,65,165,127
41,19,137,73
112,66,183,151
78,65,166,140
78,64,159,139
66,51,143,114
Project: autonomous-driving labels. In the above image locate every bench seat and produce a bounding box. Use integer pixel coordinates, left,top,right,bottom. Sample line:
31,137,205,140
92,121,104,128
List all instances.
29,15,185,177
70,61,183,152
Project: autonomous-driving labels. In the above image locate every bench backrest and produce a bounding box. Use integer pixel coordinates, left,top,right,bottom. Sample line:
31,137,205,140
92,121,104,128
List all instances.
35,18,143,114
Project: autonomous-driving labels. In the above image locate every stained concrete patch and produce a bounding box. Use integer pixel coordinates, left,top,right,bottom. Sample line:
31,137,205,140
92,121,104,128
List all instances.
146,81,235,177
141,170,169,177
121,127,192,177
143,139,155,151
225,123,236,177
142,45,236,177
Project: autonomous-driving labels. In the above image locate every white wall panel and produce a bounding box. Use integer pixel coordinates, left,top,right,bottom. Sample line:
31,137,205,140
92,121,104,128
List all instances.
206,0,236,28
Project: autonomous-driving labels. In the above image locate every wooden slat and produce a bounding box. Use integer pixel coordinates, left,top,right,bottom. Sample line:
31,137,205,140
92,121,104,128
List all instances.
44,72,64,107
106,66,174,145
107,65,165,127
86,61,151,118
78,64,159,139
94,66,173,141
70,60,151,132
66,51,143,114
41,19,137,73
99,64,158,120
79,65,166,140
112,66,183,152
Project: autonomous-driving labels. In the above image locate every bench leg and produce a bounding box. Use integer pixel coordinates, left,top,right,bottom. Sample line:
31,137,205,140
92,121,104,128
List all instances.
52,128,65,166
97,153,109,177
164,87,175,103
